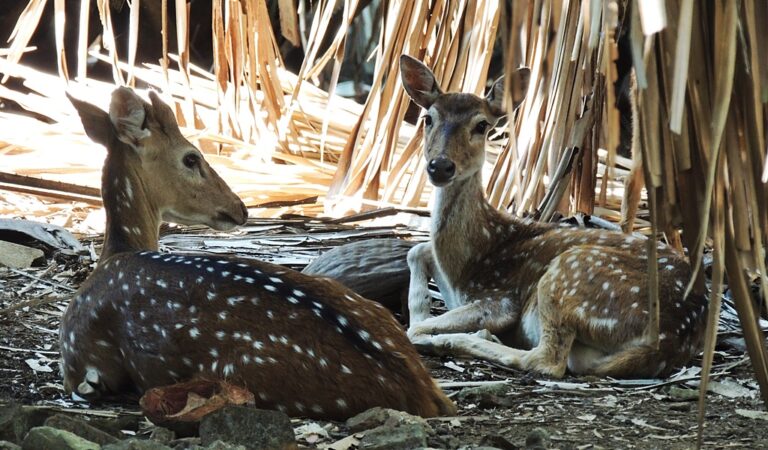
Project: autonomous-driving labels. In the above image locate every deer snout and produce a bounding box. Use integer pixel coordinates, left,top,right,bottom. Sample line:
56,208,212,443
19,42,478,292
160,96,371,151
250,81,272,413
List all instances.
235,201,249,225
427,157,456,186
214,199,248,230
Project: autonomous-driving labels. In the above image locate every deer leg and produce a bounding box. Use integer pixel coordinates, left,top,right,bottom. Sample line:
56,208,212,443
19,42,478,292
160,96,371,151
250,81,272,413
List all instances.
407,243,437,325
620,157,644,234
408,297,519,337
410,271,576,378
514,275,577,377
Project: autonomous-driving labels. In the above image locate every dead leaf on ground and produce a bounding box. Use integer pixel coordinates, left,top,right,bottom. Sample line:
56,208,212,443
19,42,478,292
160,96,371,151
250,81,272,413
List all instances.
140,379,255,424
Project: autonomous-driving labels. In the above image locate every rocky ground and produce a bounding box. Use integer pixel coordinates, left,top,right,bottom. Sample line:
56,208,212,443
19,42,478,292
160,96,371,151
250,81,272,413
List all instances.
1,217,768,449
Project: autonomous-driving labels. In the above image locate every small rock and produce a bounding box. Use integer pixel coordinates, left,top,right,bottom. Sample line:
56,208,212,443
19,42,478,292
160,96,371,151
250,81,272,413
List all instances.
21,426,99,450
293,423,329,444
667,386,699,401
103,438,173,450
198,406,297,450
87,415,141,436
524,428,549,450
0,240,44,268
168,436,201,449
0,440,21,450
719,336,747,352
45,414,119,445
669,402,692,412
358,423,428,450
204,441,247,450
455,384,514,408
465,447,505,450
0,405,27,444
479,433,518,450
346,407,430,433
148,427,176,445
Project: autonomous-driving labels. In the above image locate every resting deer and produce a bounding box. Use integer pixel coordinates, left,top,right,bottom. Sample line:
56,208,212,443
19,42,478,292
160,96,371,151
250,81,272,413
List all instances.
60,87,455,419
400,55,707,378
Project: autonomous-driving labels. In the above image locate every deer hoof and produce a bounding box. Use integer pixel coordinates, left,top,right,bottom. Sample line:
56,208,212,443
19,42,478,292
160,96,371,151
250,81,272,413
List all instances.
76,367,101,397
473,329,501,343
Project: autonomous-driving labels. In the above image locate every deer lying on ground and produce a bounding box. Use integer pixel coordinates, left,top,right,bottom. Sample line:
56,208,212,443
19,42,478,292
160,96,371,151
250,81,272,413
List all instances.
60,87,455,419
400,55,707,378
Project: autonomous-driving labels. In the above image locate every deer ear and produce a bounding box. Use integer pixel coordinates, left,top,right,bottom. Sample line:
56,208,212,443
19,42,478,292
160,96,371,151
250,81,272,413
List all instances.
400,54,442,109
109,87,151,147
67,94,115,148
487,68,530,118
147,91,180,132
486,76,506,118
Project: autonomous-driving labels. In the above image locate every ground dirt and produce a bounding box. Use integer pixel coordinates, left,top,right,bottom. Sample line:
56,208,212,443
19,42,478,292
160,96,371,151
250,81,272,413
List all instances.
0,219,766,449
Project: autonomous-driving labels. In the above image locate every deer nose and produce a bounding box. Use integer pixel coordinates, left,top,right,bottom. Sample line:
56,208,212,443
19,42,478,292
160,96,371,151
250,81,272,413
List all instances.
427,157,456,185
237,202,249,225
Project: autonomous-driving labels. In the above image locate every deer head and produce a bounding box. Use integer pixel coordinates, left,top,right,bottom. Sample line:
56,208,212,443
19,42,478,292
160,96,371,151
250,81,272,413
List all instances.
400,55,530,187
68,88,248,234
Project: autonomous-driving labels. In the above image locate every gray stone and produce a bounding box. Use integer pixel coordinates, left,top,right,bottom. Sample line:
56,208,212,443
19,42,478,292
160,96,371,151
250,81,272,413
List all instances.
167,440,245,450
302,239,415,313
0,440,21,450
667,386,698,401
455,383,515,408
524,428,549,450
346,407,430,433
462,447,505,450
0,405,59,444
21,426,99,450
358,423,428,450
168,437,201,450
479,433,518,450
87,415,141,436
0,405,27,444
103,438,173,450
148,427,175,445
45,414,119,445
0,240,44,269
204,441,247,450
198,406,297,450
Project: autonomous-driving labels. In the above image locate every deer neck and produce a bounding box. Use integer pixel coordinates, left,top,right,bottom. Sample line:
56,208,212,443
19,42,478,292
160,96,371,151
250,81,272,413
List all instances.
100,152,160,264
431,171,506,284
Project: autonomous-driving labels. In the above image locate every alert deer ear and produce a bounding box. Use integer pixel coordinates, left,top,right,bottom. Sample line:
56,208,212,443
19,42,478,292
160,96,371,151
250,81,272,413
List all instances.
486,68,530,118
400,54,443,109
68,94,116,148
109,87,151,147
485,76,506,118
147,91,180,133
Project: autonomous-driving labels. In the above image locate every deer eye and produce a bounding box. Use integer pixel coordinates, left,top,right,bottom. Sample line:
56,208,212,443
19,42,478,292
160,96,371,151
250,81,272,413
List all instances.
422,115,433,127
474,120,491,134
183,153,200,169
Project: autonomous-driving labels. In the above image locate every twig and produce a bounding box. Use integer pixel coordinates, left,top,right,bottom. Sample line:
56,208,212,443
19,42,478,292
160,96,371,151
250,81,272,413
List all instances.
0,295,67,316
254,196,318,209
7,268,76,293
626,360,748,391
325,206,430,224
0,171,102,205
439,380,511,389
0,344,58,355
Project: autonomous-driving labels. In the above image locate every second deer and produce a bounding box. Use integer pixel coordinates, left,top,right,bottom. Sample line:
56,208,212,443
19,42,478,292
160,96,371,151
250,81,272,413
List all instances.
399,55,707,378
60,87,455,419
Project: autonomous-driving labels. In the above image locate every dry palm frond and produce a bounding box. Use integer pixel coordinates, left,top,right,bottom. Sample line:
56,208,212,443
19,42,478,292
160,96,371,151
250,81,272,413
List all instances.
0,3,767,441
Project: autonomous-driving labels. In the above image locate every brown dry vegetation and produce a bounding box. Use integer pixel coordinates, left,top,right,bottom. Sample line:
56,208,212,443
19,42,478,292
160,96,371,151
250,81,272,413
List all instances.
1,0,768,447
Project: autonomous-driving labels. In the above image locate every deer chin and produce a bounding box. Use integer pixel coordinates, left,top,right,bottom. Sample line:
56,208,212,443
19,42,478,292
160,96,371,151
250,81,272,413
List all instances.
208,212,242,231
427,174,455,188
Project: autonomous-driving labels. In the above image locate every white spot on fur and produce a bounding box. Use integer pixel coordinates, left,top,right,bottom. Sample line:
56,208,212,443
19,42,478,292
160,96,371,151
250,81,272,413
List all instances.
589,317,618,330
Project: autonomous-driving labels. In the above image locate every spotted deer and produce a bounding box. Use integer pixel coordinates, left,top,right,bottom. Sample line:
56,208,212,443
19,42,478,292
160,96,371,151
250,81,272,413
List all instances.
60,87,456,419
400,55,708,378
